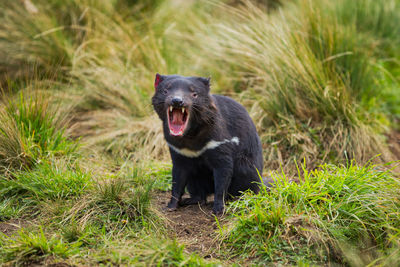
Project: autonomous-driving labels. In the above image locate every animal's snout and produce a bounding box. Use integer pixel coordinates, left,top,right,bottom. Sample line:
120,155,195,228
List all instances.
171,97,184,107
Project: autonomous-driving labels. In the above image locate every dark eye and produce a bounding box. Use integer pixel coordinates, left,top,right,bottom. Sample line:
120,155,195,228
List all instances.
163,89,168,95
192,92,198,98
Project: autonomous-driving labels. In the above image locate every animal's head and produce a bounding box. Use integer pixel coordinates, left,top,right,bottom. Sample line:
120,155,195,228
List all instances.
152,74,216,137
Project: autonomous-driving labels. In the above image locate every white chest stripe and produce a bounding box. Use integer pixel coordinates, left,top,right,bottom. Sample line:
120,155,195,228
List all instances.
167,137,240,158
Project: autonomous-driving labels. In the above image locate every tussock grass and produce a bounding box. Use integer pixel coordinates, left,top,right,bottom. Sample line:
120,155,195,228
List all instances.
0,158,93,223
0,227,81,265
0,0,398,169
0,199,25,221
0,160,92,204
0,90,77,173
65,2,191,159
0,158,185,265
86,237,219,266
63,175,157,232
62,0,399,168
220,162,400,264
191,0,400,171
0,223,216,266
0,0,87,83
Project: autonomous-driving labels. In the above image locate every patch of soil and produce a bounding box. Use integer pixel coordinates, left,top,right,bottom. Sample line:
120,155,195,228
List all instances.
0,219,27,236
154,191,223,258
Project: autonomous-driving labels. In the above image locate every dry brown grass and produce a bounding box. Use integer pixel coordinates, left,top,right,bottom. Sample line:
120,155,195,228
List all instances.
0,0,398,172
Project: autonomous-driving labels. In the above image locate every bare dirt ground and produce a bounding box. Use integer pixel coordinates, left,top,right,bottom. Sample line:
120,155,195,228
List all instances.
154,191,225,260
0,219,27,236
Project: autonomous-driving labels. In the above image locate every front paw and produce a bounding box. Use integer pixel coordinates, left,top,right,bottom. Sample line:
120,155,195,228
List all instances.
167,199,178,211
212,202,224,215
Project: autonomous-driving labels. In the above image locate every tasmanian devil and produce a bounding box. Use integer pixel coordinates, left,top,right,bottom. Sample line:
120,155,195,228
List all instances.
152,74,263,215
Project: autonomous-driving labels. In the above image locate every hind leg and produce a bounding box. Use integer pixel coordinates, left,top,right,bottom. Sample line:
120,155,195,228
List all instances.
228,158,262,197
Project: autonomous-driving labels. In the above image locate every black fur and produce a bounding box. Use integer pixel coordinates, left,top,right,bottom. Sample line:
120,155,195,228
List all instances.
152,74,263,214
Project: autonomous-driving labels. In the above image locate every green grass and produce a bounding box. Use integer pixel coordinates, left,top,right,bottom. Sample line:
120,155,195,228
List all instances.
0,159,94,225
0,90,77,173
0,225,218,266
86,237,219,266
0,227,81,265
220,162,400,264
189,0,400,171
0,199,26,221
65,176,156,230
123,162,172,192
0,160,92,204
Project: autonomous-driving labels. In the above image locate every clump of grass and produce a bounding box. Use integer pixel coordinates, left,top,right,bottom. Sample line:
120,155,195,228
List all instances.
65,174,157,231
66,2,180,160
63,0,400,170
60,220,101,247
89,235,219,266
0,199,26,221
220,162,400,264
0,159,93,204
0,0,88,83
0,90,77,172
121,162,172,191
126,239,218,266
189,0,399,171
0,227,81,265
1,0,398,171
72,113,168,161
144,163,172,192
0,157,93,222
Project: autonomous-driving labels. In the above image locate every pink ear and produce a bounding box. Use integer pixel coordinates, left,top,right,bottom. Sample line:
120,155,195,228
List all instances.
154,73,161,90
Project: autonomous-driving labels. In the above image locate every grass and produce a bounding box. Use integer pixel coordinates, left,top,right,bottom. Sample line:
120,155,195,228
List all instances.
0,199,25,221
0,0,87,84
64,175,156,231
0,227,81,265
189,0,400,171
65,0,399,169
85,237,219,266
0,0,399,265
2,0,396,169
0,160,92,205
0,226,218,266
0,89,77,173
220,162,400,264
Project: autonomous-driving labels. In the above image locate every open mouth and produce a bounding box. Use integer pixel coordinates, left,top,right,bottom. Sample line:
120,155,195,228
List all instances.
167,106,189,136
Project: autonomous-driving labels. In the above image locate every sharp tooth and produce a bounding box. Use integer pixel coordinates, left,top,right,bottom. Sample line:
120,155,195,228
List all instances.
170,106,173,112
182,107,185,113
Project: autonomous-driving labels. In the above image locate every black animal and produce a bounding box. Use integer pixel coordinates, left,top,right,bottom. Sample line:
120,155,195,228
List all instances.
152,74,263,215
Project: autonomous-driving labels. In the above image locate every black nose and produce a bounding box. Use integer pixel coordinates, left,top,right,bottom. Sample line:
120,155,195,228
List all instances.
171,97,184,107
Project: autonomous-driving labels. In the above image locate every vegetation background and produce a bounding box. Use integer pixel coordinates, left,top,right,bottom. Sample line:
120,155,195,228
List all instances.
0,0,399,265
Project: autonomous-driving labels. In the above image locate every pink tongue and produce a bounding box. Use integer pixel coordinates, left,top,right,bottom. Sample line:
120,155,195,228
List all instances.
170,109,184,133
172,110,183,124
